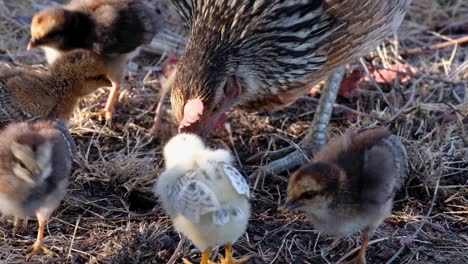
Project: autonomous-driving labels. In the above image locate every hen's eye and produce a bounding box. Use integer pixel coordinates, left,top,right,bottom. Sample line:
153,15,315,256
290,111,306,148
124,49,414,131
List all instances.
223,80,230,95
301,191,317,200
94,75,105,81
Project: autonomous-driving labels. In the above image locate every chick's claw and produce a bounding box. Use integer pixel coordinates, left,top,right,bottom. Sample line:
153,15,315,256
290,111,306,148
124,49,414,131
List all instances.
182,257,217,264
216,254,251,264
25,242,55,260
86,108,113,124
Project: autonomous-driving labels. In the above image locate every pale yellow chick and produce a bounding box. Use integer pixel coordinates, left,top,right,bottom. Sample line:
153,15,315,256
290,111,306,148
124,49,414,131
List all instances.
154,133,251,264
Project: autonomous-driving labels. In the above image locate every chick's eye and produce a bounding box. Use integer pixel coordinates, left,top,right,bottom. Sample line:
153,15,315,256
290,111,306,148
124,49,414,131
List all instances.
18,162,27,170
301,191,317,200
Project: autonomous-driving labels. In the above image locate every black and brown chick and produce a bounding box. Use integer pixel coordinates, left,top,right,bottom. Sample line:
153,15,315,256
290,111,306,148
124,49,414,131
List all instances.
284,127,408,264
0,118,75,260
0,49,111,128
171,0,412,175
29,0,161,122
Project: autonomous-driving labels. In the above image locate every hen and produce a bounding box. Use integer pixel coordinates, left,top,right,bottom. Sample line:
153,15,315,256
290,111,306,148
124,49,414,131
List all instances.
171,0,412,175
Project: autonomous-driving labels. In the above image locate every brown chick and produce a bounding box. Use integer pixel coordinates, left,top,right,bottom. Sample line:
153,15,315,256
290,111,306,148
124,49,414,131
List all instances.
0,117,75,260
28,0,161,122
285,127,408,264
0,49,111,128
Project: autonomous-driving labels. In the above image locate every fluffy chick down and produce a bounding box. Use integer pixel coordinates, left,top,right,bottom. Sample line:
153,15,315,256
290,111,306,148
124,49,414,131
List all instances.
154,133,250,251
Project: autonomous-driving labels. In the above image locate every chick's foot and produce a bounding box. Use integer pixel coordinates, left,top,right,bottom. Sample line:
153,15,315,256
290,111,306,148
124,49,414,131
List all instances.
216,254,251,264
25,241,55,260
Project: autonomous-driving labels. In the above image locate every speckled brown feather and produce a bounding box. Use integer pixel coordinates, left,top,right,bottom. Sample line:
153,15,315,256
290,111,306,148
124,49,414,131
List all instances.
0,118,74,217
243,0,412,111
0,50,111,127
171,0,412,129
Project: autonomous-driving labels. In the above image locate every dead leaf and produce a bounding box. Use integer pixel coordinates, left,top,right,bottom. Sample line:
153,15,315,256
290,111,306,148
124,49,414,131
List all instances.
365,64,416,83
338,69,363,99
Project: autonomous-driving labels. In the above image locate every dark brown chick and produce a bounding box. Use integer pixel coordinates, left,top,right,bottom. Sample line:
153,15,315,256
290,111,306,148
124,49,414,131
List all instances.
29,0,161,122
0,49,111,128
171,0,412,175
285,127,408,264
0,118,75,260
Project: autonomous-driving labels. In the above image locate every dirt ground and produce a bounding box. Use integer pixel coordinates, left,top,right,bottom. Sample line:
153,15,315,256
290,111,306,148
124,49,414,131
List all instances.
0,0,467,263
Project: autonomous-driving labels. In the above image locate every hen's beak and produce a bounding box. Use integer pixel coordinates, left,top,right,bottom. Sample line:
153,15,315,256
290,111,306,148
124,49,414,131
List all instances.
282,199,302,211
27,39,38,50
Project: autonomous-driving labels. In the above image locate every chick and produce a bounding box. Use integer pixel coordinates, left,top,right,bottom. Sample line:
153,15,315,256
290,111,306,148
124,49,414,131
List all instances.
0,49,111,128
154,133,251,264
0,117,75,260
29,0,161,122
284,127,408,264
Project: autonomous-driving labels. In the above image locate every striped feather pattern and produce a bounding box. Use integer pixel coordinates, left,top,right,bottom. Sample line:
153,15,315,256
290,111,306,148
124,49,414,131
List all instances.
172,0,412,111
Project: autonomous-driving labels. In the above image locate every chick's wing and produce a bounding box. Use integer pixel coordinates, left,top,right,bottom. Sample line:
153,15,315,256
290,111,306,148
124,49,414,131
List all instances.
169,170,220,223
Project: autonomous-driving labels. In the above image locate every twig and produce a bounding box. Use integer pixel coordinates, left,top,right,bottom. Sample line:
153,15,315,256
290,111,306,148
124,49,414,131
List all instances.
385,173,441,264
335,237,389,264
23,258,67,264
167,235,186,264
67,216,81,258
387,80,418,122
360,59,395,112
224,122,243,168
300,97,388,122
370,65,461,86
150,69,176,133
399,36,468,55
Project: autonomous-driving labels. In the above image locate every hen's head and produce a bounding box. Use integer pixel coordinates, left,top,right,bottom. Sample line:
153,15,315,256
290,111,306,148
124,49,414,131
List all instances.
171,51,242,135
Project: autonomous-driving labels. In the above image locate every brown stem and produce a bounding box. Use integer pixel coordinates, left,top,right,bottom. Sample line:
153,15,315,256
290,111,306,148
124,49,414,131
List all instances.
399,36,468,55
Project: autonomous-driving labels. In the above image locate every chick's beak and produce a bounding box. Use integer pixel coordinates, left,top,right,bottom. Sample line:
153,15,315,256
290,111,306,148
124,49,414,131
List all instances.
282,199,302,211
27,39,38,50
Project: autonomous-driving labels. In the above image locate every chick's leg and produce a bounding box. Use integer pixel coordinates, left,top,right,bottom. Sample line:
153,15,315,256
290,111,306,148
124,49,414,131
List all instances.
249,67,345,177
103,81,120,123
216,244,251,264
12,216,20,236
353,231,370,264
25,215,55,260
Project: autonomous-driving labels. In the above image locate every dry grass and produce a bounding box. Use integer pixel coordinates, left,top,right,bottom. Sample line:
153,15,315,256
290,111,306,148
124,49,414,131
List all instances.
0,0,467,263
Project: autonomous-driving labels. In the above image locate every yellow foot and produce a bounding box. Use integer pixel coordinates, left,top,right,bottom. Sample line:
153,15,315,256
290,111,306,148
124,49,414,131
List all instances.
25,241,55,260
216,253,251,264
182,258,193,264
